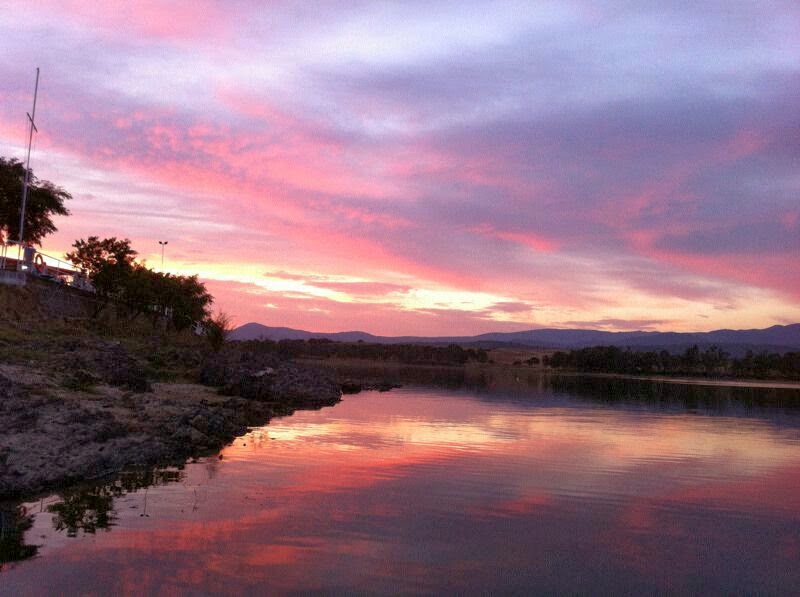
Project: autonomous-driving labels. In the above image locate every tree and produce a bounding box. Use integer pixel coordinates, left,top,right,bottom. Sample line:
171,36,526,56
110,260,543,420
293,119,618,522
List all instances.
0,157,70,245
66,236,214,329
204,311,233,352
164,274,213,331
681,345,702,372
701,345,728,375
66,236,137,280
66,237,137,314
120,263,161,321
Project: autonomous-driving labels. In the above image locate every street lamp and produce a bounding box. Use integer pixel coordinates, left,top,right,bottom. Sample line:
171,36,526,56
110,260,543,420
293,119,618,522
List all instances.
158,241,168,269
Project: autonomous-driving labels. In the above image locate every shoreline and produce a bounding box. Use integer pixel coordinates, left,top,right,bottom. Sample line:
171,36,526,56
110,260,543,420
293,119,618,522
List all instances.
4,356,799,503
0,361,341,502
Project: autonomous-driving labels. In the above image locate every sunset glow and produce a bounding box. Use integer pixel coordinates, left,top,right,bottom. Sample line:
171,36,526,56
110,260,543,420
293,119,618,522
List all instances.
1,1,798,334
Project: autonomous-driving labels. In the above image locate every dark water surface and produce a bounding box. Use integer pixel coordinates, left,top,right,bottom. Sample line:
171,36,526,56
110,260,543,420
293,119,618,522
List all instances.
2,377,800,595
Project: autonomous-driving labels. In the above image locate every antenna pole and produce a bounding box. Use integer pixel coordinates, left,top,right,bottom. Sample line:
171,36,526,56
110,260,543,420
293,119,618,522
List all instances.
18,67,40,249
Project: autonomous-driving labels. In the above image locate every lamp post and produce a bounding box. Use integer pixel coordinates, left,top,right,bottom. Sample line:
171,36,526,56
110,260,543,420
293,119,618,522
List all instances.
158,241,168,270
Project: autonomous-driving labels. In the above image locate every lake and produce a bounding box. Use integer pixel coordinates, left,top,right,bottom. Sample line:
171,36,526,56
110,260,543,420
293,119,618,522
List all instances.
2,376,800,595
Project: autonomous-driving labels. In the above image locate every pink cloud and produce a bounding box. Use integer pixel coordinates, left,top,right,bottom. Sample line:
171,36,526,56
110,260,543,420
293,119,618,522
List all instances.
470,224,558,253
11,0,232,42
303,280,412,296
2,4,798,333
204,279,536,336
639,249,800,300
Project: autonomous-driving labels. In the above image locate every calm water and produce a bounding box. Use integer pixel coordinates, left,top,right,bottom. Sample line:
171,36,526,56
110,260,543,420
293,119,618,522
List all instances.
2,377,800,595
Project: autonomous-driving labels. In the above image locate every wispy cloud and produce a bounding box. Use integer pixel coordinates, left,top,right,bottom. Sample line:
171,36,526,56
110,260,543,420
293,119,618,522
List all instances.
1,1,799,333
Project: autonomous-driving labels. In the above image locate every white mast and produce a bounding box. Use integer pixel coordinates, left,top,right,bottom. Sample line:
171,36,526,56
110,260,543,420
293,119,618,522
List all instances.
18,67,40,250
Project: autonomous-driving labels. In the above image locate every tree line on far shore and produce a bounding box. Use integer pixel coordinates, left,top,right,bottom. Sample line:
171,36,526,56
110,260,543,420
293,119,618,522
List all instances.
231,337,800,380
543,345,800,380
236,338,491,366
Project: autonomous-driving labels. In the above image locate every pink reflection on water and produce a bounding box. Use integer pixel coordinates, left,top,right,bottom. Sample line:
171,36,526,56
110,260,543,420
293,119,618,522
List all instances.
4,386,800,594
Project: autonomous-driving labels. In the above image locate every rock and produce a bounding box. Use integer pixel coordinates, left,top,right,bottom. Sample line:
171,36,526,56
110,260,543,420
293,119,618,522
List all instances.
341,380,362,394
190,414,208,434
171,426,208,447
336,376,401,393
64,342,152,392
376,381,402,392
200,348,341,407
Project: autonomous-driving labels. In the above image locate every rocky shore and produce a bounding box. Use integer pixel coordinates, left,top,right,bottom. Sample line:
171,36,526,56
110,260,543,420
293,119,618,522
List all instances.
0,343,342,501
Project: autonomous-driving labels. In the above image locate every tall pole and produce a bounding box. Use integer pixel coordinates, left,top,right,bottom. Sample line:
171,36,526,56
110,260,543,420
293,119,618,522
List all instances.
18,67,40,250
159,240,168,269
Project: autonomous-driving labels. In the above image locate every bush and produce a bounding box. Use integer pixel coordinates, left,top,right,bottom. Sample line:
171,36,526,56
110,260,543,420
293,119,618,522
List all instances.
204,312,233,352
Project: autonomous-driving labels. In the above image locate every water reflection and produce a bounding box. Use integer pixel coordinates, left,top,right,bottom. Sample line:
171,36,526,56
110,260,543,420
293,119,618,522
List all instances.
546,374,800,410
0,506,37,568
0,468,187,566
47,469,184,538
3,376,800,594
330,362,800,414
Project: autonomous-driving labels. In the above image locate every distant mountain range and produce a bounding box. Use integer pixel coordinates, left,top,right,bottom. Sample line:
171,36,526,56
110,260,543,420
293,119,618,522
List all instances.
229,322,800,355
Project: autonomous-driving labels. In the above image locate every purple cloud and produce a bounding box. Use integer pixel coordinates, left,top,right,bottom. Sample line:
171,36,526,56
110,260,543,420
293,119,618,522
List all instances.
1,1,798,333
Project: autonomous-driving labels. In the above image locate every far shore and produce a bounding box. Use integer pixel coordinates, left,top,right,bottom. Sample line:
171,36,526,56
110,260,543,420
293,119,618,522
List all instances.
305,357,800,391
547,370,800,390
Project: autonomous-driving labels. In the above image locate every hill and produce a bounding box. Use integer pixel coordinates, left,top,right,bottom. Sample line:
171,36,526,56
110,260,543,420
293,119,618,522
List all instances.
229,322,800,355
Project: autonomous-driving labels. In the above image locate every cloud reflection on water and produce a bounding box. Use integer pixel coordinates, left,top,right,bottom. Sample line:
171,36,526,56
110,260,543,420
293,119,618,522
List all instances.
4,381,800,593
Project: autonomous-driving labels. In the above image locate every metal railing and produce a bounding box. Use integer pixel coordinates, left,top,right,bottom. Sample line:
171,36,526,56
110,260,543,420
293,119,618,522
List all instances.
33,249,74,277
0,242,91,290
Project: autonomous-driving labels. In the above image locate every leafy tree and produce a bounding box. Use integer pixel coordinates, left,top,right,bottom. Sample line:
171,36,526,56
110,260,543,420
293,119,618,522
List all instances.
66,236,137,279
0,157,70,245
124,269,212,331
165,274,213,331
120,263,161,320
66,237,137,311
66,236,215,330
701,345,728,373
681,345,702,371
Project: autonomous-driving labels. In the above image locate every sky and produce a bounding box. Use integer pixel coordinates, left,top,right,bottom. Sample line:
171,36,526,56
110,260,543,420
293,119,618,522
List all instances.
0,1,798,335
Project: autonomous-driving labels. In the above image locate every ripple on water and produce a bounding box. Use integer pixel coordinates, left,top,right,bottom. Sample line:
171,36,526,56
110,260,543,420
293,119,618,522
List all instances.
3,384,800,594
